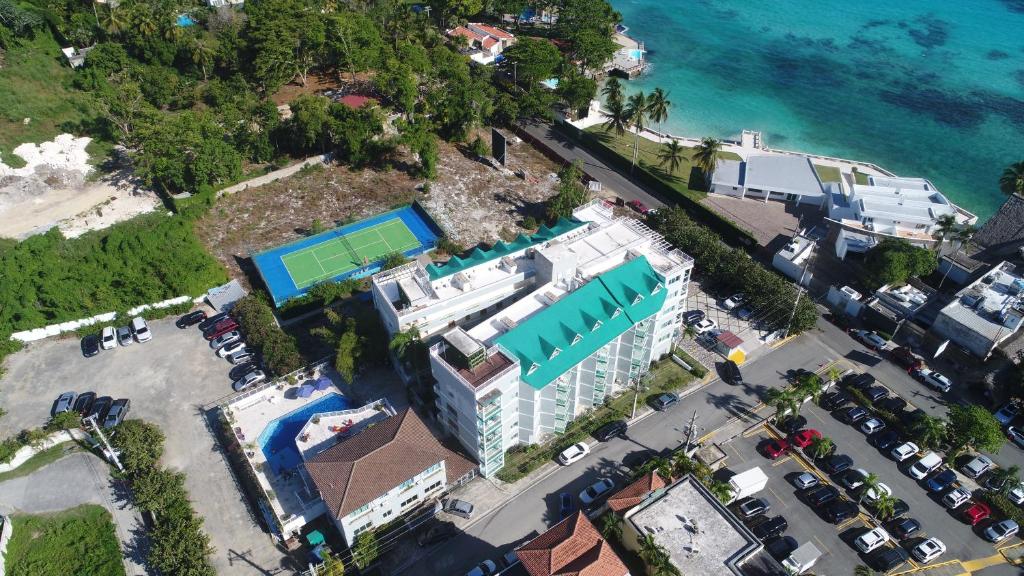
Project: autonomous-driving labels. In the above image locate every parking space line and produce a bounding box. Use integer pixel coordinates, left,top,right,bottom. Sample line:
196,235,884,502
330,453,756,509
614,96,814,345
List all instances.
960,552,1007,572
766,485,788,510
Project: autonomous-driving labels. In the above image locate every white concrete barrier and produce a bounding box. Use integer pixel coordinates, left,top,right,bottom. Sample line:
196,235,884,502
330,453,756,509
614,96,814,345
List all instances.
10,296,192,343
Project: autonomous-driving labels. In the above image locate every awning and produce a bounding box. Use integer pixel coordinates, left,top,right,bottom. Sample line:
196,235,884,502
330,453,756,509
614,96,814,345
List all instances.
313,376,332,391
297,384,315,398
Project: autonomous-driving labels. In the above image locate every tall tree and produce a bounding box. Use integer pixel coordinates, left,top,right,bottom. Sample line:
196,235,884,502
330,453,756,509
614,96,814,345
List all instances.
1000,161,1024,196
765,387,799,422
931,214,958,253
546,160,589,220
600,513,622,540
861,238,938,289
946,404,1004,459
910,414,947,450
808,435,834,460
871,493,897,521
657,140,685,175
624,91,648,172
692,137,722,180
246,0,328,92
601,76,623,107
938,223,976,289
602,98,629,136
556,65,597,119
133,110,242,194
647,87,671,133
501,37,561,88
334,318,364,383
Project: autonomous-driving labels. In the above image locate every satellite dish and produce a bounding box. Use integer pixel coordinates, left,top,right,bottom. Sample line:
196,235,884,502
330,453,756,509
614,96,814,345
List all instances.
934,339,950,359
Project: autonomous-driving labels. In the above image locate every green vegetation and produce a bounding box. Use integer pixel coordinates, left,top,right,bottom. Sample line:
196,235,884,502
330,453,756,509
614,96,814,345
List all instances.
5,505,125,576
854,170,870,186
814,164,842,183
670,347,708,378
0,443,80,483
232,294,304,376
945,404,1005,460
546,160,590,221
1000,160,1024,196
861,238,937,290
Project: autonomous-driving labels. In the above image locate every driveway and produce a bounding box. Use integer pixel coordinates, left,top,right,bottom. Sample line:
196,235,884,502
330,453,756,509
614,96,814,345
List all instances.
0,315,288,575
0,451,147,575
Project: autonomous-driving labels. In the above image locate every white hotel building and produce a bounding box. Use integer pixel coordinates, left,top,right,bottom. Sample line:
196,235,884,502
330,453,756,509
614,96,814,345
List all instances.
372,202,694,476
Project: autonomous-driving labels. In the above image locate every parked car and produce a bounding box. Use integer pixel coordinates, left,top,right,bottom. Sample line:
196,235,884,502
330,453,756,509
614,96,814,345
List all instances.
984,520,1020,543
912,538,946,564
1010,484,1024,505
868,547,909,572
417,521,458,547
804,485,840,507
558,492,575,520
876,396,908,413
736,497,771,519
890,346,924,370
790,429,821,448
863,483,893,504
594,420,628,442
211,330,242,349
842,372,875,391
116,326,132,346
501,551,519,569
87,396,113,423
683,310,706,325
860,418,886,435
851,329,888,350
1009,427,1024,449
579,478,615,505
891,442,919,462
942,488,971,509
961,455,994,479
820,391,850,411
763,439,790,459
995,403,1020,426
444,498,475,519
197,312,230,332
650,393,679,411
926,469,957,492
73,391,96,415
737,306,754,320
81,334,100,357
204,317,238,336
912,368,952,393
227,350,254,365
764,536,798,561
792,472,819,490
176,310,207,329
103,398,130,429
204,323,238,342
870,430,900,450
232,369,266,392
963,502,991,525
838,468,869,490
626,199,649,215
130,317,152,343
824,500,859,524
558,442,590,465
822,455,854,475
751,516,788,540
889,517,921,540
854,527,890,554
722,360,743,385
868,497,909,519
865,386,889,403
465,559,498,576
723,293,747,310
230,362,260,381
217,341,247,358
777,415,807,435
100,326,117,350
838,406,869,424
52,392,77,416
694,318,718,334
909,452,943,480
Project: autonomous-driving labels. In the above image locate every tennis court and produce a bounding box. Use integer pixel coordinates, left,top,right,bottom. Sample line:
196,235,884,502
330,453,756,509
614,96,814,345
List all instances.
252,204,443,307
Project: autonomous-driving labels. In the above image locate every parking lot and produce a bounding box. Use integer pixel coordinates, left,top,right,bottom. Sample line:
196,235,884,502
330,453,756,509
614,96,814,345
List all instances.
0,312,290,575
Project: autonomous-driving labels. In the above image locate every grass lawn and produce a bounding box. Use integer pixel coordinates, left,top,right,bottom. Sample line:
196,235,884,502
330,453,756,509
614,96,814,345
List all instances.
5,505,125,576
0,444,81,484
854,170,870,185
0,31,106,168
814,164,842,183
582,126,742,202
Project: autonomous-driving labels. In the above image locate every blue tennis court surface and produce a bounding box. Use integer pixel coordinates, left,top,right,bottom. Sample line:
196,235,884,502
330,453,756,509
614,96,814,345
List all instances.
252,203,442,307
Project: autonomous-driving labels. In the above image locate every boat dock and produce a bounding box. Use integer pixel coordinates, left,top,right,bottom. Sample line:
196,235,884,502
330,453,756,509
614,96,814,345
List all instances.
605,31,649,78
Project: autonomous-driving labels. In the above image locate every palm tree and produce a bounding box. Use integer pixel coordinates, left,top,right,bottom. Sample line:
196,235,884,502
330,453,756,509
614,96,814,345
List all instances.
131,6,157,37
1000,161,1024,196
636,456,673,481
99,4,127,35
989,465,1021,496
624,91,649,172
808,436,834,460
692,137,722,181
708,479,734,504
658,140,686,176
911,414,947,450
672,452,711,481
600,512,623,540
765,387,799,422
871,492,897,521
853,566,880,576
647,87,671,133
795,374,824,405
601,77,623,107
859,472,881,503
937,223,976,288
639,534,676,575
189,36,216,81
827,366,843,386
602,99,630,136
931,214,958,253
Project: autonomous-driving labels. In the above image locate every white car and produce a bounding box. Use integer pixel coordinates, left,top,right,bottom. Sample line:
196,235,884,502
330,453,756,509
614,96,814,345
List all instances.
1009,484,1024,506
579,478,615,505
891,442,919,462
1008,427,1024,449
942,487,971,509
852,329,888,350
232,369,266,392
100,326,117,350
558,442,590,466
854,527,890,553
912,538,946,563
792,472,819,490
466,559,498,576
995,403,1020,426
694,318,718,334
860,418,885,435
211,330,241,349
961,454,994,479
863,483,892,503
723,293,746,310
130,316,152,343
218,341,247,358
915,369,952,393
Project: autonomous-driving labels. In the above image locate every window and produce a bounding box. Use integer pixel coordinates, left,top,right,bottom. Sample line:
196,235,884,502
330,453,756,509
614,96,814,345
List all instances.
399,478,415,490
426,480,443,493
348,503,370,518
353,522,373,537
401,495,419,507
382,510,393,519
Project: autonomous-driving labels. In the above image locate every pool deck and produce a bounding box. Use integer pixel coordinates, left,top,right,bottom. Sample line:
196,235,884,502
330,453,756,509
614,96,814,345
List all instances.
223,369,397,537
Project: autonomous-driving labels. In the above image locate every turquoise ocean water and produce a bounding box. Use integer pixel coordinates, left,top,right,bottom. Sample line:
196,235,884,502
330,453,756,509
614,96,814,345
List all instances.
611,0,1024,221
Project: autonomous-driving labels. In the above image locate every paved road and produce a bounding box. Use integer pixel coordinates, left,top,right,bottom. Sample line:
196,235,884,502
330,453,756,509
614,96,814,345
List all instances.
517,120,665,209
0,451,148,576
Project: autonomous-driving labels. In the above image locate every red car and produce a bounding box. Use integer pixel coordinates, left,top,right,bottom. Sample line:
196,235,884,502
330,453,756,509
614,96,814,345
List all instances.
790,429,822,448
963,502,991,525
204,322,239,341
626,199,649,215
764,439,791,459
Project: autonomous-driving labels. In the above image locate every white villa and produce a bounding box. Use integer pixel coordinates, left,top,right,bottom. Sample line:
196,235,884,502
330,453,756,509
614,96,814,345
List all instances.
447,23,516,65
710,155,827,207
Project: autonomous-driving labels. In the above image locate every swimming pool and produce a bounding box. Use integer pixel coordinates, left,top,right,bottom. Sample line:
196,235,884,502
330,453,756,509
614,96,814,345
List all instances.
628,49,645,60
540,78,559,90
176,14,195,27
258,392,351,473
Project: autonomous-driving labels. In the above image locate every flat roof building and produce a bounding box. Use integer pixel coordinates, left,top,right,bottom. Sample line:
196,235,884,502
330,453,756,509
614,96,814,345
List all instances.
710,155,826,207
931,261,1024,358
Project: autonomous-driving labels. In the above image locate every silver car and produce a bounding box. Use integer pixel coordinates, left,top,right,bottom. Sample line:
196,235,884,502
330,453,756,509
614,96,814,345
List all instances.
444,498,474,519
211,330,241,349
116,326,133,346
231,369,265,392
961,455,994,479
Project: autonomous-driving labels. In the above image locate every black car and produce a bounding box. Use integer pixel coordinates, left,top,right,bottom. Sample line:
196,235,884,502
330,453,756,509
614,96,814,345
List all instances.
736,497,770,519
777,415,808,435
197,312,230,332
805,485,840,507
889,518,921,540
683,310,705,325
865,386,889,402
722,360,743,385
81,334,101,357
763,536,798,561
870,430,900,451
824,500,859,524
925,469,957,492
820,391,851,411
822,454,854,475
73,391,96,415
837,468,867,489
87,396,114,423
176,310,207,329
876,396,908,413
650,393,679,411
230,362,260,381
416,521,458,547
842,372,876,391
594,420,628,442
868,498,909,520
838,406,869,424
869,546,909,571
751,516,788,540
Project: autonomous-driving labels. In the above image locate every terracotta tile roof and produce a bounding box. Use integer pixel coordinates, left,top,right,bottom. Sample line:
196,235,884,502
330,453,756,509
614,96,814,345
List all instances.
481,36,499,50
471,22,515,40
717,330,743,348
517,511,629,576
338,94,375,109
305,408,476,519
448,26,484,43
606,471,667,513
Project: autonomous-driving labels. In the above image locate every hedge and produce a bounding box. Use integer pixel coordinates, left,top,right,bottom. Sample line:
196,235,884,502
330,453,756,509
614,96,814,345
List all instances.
232,294,304,376
496,410,620,483
977,491,1024,526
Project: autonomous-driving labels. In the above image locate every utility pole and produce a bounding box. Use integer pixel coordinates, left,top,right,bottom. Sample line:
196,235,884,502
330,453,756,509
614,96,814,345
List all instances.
782,285,804,339
683,409,699,454
84,414,123,472
630,376,640,420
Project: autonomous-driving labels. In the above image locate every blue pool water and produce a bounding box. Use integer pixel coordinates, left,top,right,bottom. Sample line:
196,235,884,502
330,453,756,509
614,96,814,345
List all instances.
175,14,195,27
610,0,1024,221
541,78,560,89
258,392,350,473
628,49,645,60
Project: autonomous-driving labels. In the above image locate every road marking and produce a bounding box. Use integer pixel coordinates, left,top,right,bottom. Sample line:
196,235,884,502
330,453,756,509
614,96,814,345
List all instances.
959,552,1007,571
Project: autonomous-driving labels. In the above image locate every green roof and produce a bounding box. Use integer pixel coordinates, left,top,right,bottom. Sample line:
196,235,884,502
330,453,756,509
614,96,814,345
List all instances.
495,256,667,389
426,217,587,280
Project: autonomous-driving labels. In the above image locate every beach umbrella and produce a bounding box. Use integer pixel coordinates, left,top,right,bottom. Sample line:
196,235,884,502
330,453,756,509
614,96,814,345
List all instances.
314,376,332,391
298,383,315,398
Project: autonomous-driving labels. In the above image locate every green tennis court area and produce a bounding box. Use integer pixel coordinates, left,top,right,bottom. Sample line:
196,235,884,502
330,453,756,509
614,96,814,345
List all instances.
282,219,420,289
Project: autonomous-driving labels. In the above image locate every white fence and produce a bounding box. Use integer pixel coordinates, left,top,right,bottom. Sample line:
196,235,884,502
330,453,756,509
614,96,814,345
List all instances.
10,295,200,343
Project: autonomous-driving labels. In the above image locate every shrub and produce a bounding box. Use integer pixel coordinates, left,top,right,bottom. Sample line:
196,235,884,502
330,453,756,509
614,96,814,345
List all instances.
233,294,304,376
672,348,708,378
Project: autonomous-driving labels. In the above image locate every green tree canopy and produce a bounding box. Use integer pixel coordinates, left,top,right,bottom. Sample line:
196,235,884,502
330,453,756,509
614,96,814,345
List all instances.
111,419,166,476
133,110,242,194
861,238,937,290
501,37,562,87
946,404,1004,458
